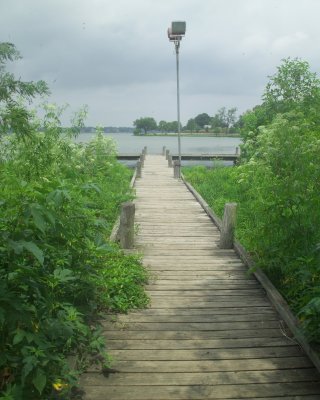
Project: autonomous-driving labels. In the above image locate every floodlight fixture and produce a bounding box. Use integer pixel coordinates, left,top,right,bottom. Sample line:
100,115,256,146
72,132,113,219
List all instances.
167,21,186,42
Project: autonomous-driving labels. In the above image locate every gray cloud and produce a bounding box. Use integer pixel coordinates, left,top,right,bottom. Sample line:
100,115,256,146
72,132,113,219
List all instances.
1,0,320,125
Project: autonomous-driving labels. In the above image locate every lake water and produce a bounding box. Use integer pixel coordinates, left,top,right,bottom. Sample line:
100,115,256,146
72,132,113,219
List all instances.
77,132,241,153
76,132,242,167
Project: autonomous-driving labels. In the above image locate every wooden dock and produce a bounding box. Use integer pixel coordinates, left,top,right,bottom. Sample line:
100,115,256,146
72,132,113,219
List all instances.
81,154,320,399
117,153,239,162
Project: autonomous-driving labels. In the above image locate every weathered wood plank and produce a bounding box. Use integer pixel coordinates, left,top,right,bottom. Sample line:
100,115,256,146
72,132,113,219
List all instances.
106,313,277,323
146,284,262,290
90,356,313,372
82,383,320,399
148,275,257,281
82,368,319,386
149,282,257,288
145,265,248,271
149,300,270,308
145,290,266,297
102,320,279,331
104,337,297,350
103,329,285,340
108,346,303,361
124,306,276,315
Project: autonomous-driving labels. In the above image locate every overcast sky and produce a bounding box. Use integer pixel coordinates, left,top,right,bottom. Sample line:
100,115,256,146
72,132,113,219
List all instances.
1,0,320,126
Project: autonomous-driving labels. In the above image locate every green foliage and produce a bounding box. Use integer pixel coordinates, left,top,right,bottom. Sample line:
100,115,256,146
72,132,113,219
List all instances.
133,117,157,134
184,118,199,132
240,57,320,161
0,119,149,398
158,120,180,133
0,43,149,399
96,250,149,313
263,58,320,115
0,42,49,138
194,113,211,128
211,107,238,133
184,59,320,342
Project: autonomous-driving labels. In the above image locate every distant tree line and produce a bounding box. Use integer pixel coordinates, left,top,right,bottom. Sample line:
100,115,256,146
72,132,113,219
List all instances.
80,126,134,133
133,107,240,135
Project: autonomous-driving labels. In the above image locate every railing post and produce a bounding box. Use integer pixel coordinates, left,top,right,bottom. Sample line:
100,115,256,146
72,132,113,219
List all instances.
236,146,239,155
162,146,166,156
143,146,147,155
165,149,170,160
136,160,142,178
168,154,173,167
140,153,144,167
173,161,180,178
119,201,135,249
220,203,237,249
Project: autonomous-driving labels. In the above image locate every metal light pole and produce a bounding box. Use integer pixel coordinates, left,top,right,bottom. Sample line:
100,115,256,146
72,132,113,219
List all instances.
168,21,186,178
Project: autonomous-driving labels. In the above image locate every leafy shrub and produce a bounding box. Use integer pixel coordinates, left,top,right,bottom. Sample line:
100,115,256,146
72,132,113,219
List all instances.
185,58,320,343
0,43,149,397
183,114,320,342
0,120,149,399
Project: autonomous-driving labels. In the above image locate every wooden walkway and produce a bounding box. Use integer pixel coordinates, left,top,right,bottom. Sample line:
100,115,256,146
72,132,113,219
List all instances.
81,154,320,399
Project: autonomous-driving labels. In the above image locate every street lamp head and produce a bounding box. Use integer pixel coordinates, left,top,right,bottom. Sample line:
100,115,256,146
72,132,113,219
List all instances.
171,21,186,35
167,21,186,41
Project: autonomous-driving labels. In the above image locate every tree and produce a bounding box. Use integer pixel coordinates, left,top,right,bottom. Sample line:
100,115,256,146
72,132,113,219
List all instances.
0,42,49,137
210,107,237,133
225,107,237,133
166,121,180,132
217,107,227,128
185,118,198,132
240,58,320,161
263,57,320,117
158,120,168,133
133,117,157,134
194,113,211,128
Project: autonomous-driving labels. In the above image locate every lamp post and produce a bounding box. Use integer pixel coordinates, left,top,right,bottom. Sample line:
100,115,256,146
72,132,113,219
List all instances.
168,21,186,178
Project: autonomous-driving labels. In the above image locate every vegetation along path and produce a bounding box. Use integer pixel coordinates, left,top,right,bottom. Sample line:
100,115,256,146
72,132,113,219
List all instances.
81,154,320,399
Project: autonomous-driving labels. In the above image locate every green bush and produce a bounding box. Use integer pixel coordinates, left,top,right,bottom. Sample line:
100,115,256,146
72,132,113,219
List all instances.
183,116,320,342
0,120,149,398
0,42,149,399
185,58,320,343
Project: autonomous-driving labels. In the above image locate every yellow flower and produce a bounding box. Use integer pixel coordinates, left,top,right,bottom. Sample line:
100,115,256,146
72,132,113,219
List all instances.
52,379,69,392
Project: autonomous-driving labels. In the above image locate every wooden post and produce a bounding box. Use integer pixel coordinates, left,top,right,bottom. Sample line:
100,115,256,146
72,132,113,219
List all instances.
162,146,166,156
165,149,170,160
119,202,135,249
236,146,239,155
173,161,180,178
143,146,147,155
168,155,173,167
140,154,144,167
220,203,237,249
136,160,142,178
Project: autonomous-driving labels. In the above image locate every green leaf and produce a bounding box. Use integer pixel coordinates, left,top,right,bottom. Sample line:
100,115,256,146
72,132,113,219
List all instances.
13,329,25,345
30,204,46,233
82,182,102,193
7,239,24,254
53,268,76,283
21,241,44,264
32,368,46,394
47,189,71,206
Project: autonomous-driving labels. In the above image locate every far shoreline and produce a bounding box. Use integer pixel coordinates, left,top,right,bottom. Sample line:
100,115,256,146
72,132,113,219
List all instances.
134,132,241,138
